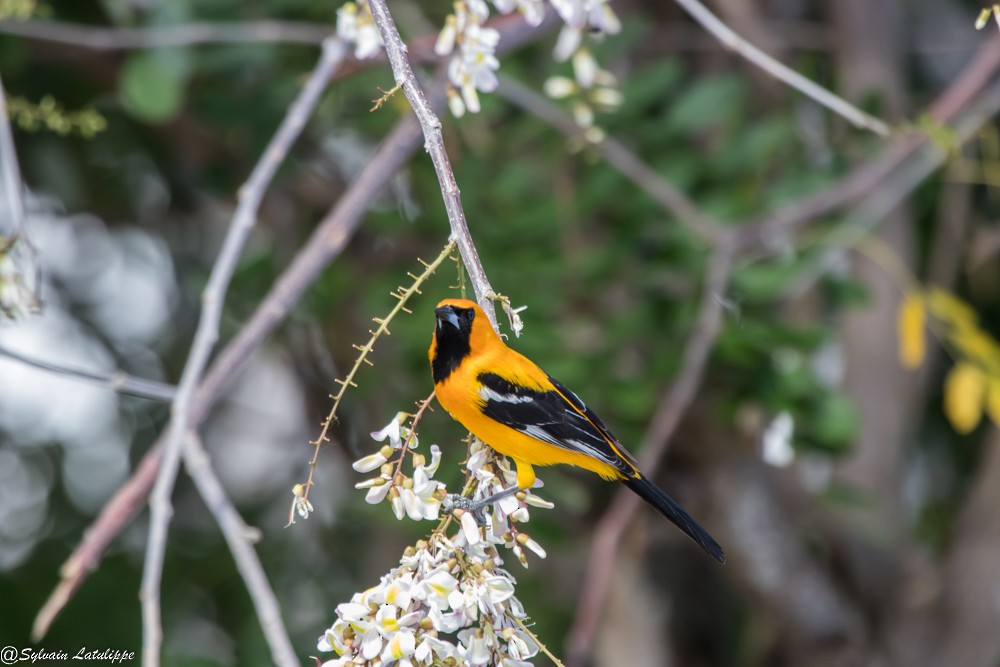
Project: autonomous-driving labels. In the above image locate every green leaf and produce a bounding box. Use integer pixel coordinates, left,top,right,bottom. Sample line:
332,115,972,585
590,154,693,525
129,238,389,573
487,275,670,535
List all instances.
667,75,745,133
732,260,799,302
119,50,190,123
811,392,859,450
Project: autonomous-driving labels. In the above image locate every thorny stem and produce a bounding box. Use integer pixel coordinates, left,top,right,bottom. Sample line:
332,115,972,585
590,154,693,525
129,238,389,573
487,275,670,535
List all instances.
513,616,567,667
299,240,456,507
393,390,438,479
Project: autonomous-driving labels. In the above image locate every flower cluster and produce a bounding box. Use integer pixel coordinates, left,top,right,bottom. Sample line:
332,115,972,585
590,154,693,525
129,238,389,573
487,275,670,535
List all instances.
318,414,552,666
336,1,384,60
333,0,622,129
0,236,41,320
435,1,502,117
353,412,447,521
544,0,622,144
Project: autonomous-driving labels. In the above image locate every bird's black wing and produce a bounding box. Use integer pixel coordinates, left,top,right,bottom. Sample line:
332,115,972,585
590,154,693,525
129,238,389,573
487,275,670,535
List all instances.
476,371,638,476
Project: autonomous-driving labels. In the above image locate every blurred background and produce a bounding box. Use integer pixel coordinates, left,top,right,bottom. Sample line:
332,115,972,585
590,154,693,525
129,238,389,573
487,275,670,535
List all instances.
1,1,999,665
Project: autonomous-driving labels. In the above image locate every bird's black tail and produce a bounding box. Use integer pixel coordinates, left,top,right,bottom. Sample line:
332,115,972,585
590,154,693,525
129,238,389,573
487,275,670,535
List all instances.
623,475,725,563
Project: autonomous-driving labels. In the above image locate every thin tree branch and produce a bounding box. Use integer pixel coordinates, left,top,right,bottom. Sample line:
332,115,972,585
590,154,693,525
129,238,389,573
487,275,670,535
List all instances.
366,0,498,328
33,95,431,645
0,67,40,314
786,74,1000,301
139,37,347,667
0,69,26,237
737,33,1000,251
0,19,333,49
672,0,891,136
565,237,738,667
183,434,297,667
0,343,177,401
495,74,722,243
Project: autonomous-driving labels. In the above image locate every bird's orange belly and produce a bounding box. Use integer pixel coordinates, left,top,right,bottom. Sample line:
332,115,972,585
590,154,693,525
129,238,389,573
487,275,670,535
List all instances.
441,401,624,481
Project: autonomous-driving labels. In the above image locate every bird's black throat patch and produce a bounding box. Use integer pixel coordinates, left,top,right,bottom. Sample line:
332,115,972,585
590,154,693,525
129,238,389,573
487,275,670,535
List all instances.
431,305,475,383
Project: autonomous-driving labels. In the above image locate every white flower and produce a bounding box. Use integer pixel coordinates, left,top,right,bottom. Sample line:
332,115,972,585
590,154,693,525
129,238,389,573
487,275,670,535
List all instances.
384,573,413,609
364,479,393,504
435,14,458,55
459,628,493,666
380,627,416,662
460,511,482,545
438,2,502,117
506,630,539,660
553,24,583,61
423,445,443,475
415,633,458,663
370,412,406,448
352,449,389,473
336,1,384,60
482,575,516,604
572,48,598,88
522,492,553,509
491,0,546,26
518,534,547,559
401,466,444,520
423,569,459,610
448,87,467,117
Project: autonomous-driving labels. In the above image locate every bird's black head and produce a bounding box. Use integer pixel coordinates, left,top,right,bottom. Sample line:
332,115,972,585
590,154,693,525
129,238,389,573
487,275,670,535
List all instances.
430,301,476,383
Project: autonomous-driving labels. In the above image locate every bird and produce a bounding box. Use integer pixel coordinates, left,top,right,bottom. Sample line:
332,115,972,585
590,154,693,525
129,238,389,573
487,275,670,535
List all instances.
429,297,725,563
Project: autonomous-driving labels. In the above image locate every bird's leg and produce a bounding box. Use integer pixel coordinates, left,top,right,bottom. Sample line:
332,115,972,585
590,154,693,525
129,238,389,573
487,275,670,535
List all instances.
443,486,520,524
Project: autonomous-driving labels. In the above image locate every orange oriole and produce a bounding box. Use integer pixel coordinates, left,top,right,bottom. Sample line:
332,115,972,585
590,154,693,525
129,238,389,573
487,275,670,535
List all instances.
429,298,725,563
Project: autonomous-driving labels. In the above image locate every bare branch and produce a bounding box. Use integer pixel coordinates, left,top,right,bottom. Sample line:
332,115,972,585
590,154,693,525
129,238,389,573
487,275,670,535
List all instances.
0,343,176,402
183,434,298,667
33,94,430,644
738,34,1000,251
0,69,26,237
565,237,738,666
0,19,332,49
139,37,348,667
673,0,891,136
366,0,498,327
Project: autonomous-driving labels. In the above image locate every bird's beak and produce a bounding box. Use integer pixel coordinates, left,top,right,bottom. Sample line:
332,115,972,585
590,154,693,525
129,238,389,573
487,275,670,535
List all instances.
435,306,460,331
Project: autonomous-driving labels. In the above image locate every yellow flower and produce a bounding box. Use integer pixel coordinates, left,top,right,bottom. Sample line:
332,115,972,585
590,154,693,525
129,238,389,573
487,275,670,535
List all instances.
897,291,926,369
943,363,987,434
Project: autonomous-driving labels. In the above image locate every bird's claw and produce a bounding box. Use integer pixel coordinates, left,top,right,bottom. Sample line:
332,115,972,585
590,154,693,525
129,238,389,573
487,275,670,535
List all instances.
443,494,489,525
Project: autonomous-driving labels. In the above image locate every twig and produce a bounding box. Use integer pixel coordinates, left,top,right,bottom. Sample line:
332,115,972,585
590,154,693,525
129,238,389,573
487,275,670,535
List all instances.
34,98,430,643
366,0,498,328
0,19,333,49
512,616,566,667
737,33,1000,251
495,75,721,244
0,343,177,401
299,240,456,508
139,37,347,667
672,0,891,137
183,434,297,667
565,238,737,667
392,390,437,479
0,69,26,237
786,74,1000,300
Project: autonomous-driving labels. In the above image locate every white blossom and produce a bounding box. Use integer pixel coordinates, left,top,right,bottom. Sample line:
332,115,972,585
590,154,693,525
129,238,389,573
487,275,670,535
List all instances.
336,1,384,60
325,415,554,665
